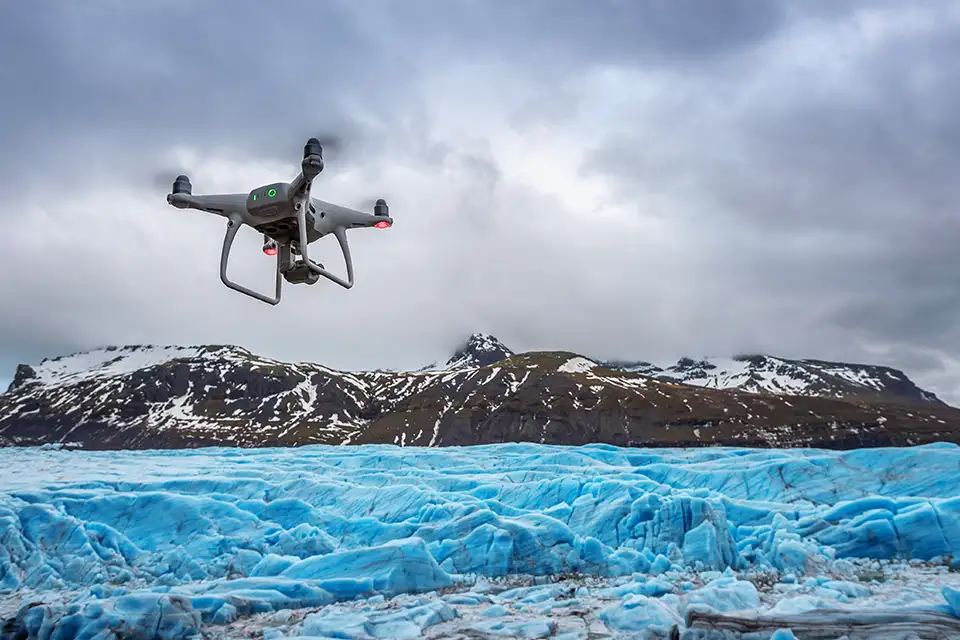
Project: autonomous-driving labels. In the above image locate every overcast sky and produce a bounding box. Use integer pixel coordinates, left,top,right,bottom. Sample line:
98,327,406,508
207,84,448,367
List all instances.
2,1,960,403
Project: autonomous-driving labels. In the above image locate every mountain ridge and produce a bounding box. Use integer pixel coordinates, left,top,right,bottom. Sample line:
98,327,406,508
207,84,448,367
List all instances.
1,333,956,451
4,333,945,407
417,332,945,406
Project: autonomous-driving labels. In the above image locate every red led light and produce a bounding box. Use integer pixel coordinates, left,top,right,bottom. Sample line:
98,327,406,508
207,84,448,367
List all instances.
374,220,391,229
263,246,278,256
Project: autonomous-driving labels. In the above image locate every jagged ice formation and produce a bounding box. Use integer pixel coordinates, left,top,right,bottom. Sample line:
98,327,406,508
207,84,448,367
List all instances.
3,442,960,638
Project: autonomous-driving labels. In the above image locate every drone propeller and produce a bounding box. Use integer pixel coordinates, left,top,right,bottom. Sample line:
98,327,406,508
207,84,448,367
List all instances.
150,166,191,194
347,195,393,212
310,133,345,156
267,131,352,168
351,196,378,209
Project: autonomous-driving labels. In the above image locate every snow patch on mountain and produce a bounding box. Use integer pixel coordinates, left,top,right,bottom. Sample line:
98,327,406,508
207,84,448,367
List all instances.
661,356,813,395
558,356,597,374
25,345,203,389
596,359,663,376
8,344,315,394
641,354,945,404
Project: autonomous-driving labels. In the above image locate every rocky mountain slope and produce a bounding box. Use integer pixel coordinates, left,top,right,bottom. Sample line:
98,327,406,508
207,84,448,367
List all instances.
0,334,957,450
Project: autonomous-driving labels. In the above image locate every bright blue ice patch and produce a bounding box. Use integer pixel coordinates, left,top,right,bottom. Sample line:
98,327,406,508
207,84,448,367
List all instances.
3,441,960,638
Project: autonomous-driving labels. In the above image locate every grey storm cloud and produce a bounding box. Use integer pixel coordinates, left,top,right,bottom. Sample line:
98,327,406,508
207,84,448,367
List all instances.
0,0,789,172
580,5,960,359
1,0,960,404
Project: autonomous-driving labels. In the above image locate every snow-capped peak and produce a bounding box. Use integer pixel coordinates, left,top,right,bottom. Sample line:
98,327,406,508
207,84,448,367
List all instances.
10,344,259,391
434,333,514,371
611,353,944,405
14,345,198,390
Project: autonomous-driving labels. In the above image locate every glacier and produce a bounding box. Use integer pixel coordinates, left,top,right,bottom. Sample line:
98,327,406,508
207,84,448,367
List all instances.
3,442,960,638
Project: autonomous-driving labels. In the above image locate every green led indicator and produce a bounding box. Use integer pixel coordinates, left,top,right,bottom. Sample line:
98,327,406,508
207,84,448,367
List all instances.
252,194,257,201
268,188,277,198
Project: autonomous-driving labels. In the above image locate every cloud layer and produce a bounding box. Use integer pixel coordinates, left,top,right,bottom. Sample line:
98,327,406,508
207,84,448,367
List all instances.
2,1,959,403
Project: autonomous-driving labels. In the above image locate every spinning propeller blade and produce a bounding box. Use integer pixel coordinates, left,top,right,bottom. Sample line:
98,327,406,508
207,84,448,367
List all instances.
150,167,191,194
311,133,345,156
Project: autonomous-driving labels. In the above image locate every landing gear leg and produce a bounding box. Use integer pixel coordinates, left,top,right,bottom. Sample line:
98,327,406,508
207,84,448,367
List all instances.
219,216,283,305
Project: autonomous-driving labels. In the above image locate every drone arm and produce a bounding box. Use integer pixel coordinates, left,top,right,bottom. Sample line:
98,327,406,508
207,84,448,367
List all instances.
288,173,308,201
220,216,283,305
167,193,247,218
288,151,324,202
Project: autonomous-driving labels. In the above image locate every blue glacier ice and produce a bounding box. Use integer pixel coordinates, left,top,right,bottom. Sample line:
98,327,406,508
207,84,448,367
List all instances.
3,442,960,638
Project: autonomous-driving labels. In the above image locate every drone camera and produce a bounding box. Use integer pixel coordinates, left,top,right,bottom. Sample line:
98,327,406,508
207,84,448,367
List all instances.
283,262,321,286
172,175,192,196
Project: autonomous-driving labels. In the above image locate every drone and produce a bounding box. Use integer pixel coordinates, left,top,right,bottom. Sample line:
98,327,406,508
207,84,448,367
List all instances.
165,137,393,305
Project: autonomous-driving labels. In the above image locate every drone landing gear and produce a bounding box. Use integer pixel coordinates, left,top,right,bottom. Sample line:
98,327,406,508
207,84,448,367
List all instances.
219,211,354,305
220,216,283,305
292,194,355,290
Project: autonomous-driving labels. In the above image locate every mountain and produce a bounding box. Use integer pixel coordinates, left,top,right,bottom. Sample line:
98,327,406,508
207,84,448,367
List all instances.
600,354,945,406
1,335,957,451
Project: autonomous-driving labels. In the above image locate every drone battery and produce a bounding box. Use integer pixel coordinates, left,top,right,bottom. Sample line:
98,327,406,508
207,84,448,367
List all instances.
247,182,293,218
